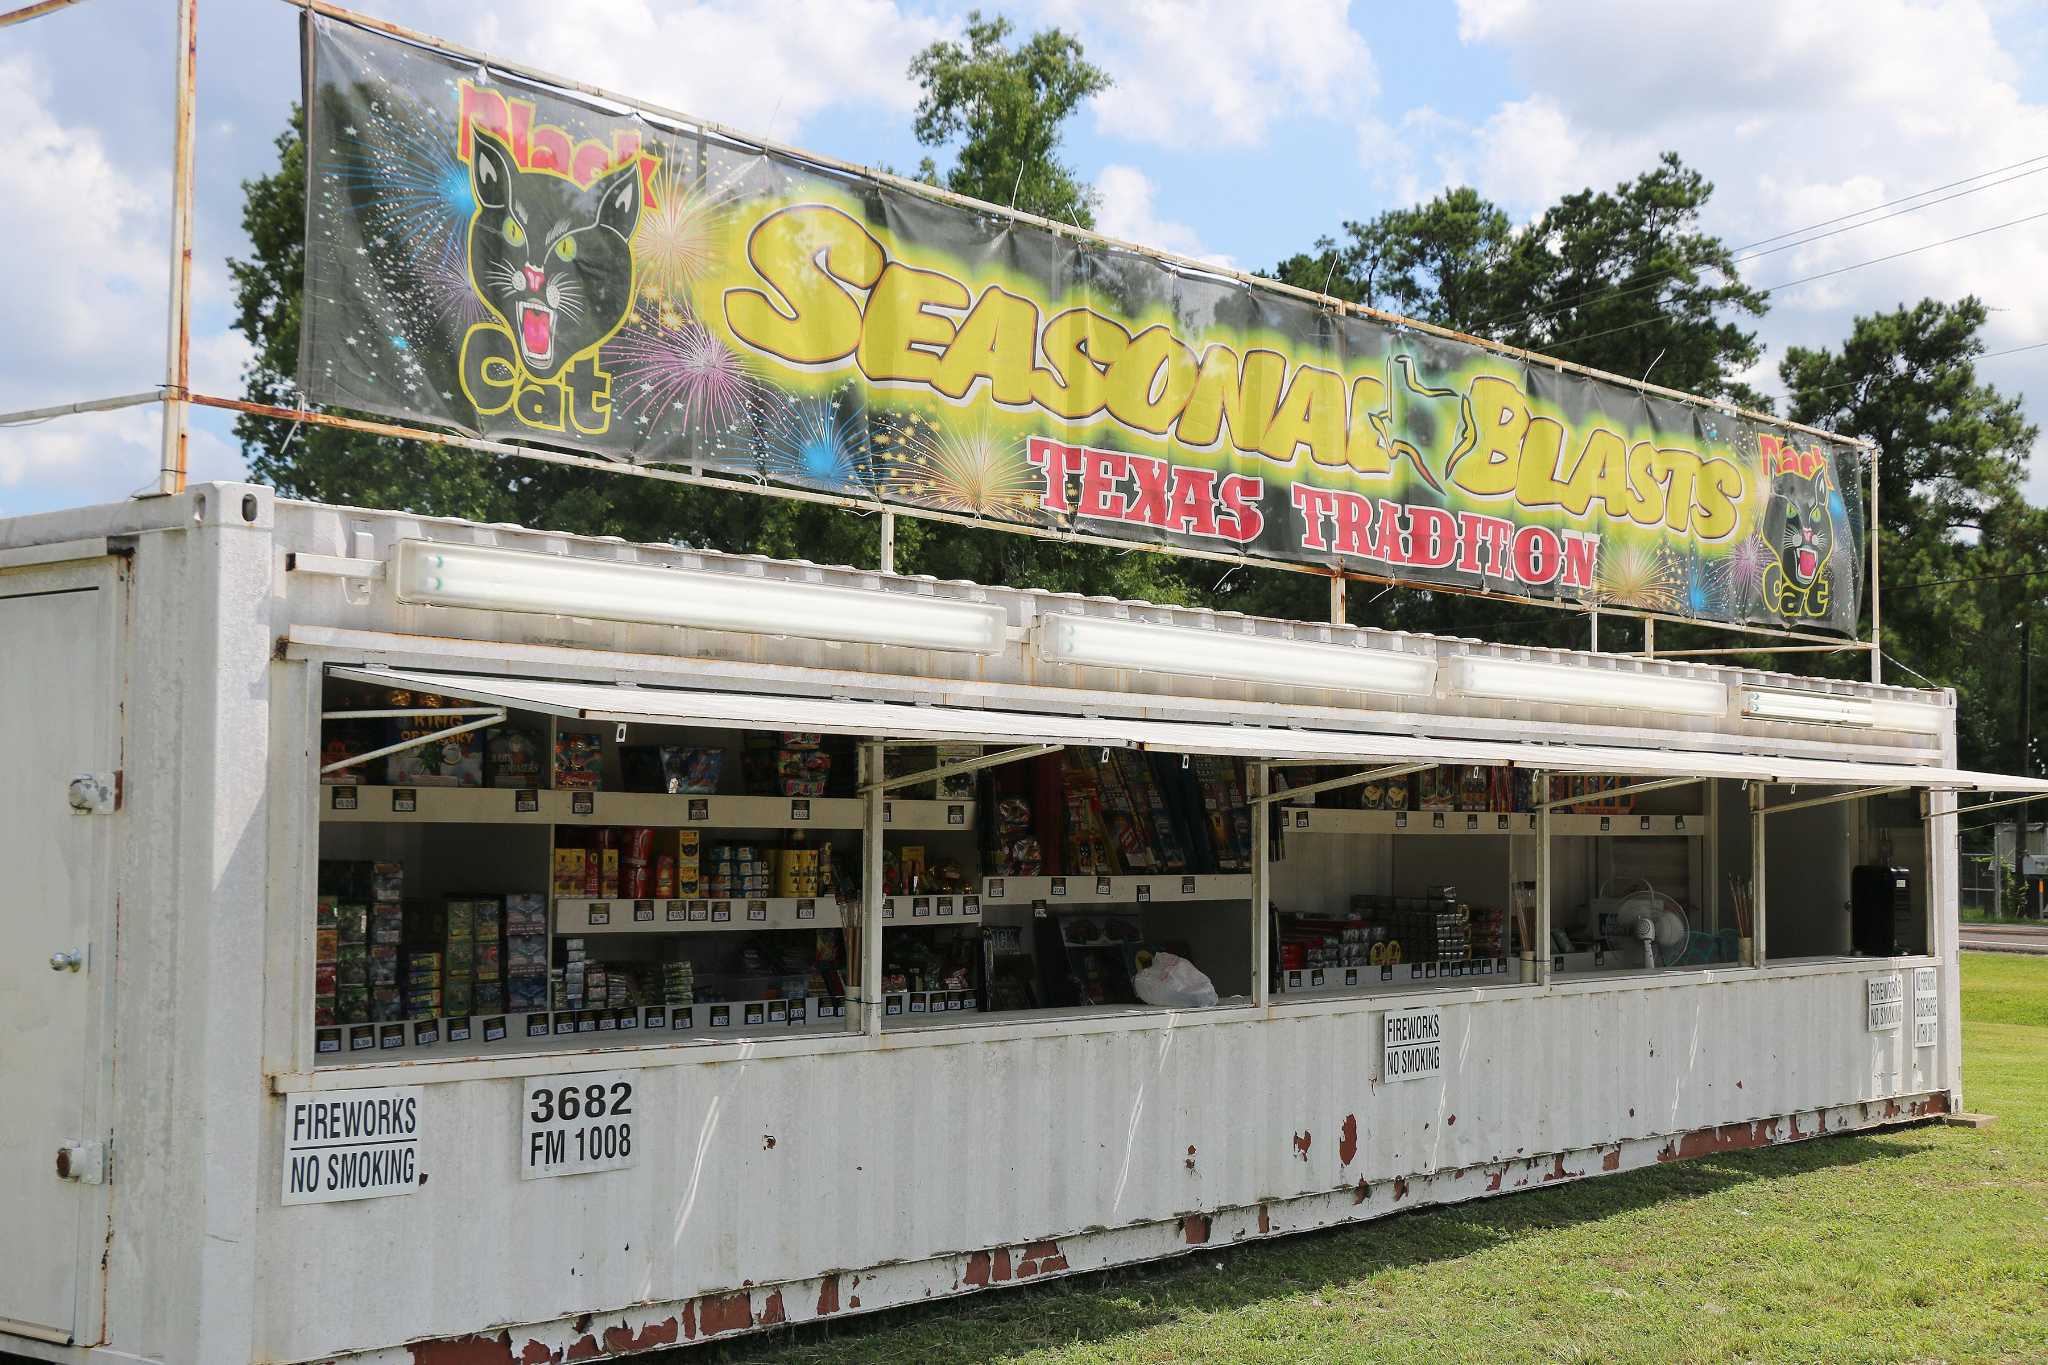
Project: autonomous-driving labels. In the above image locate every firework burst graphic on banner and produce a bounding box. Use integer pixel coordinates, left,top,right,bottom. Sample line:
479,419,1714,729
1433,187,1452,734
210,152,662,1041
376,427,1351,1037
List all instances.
1667,547,1731,619
608,306,759,433
741,387,870,490
1592,542,1681,613
421,234,491,331
328,90,476,259
1727,533,1774,601
635,151,737,304
868,413,1043,517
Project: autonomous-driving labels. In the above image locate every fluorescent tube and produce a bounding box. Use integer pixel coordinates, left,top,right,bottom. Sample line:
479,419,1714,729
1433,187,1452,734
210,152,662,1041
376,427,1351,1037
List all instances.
1446,656,1727,717
393,540,1008,654
1035,614,1437,695
1741,689,1873,727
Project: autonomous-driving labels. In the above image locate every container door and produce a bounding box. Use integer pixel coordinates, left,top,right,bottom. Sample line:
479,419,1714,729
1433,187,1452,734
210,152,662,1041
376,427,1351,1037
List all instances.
0,561,117,1344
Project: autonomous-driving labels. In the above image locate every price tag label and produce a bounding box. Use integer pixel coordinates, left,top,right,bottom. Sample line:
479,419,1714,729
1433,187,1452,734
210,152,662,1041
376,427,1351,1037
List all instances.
380,1025,406,1050
515,788,539,813
797,899,817,920
571,791,595,816
525,1014,548,1038
479,1017,504,1042
937,897,955,916
883,801,894,824
947,804,965,826
1096,876,1113,896
331,786,359,811
987,878,1005,899
687,798,709,821
555,1016,577,1035
709,1006,731,1028
790,799,811,822
413,1022,439,1047
634,901,655,922
1051,877,1068,897
588,904,610,926
711,903,732,923
1136,885,1152,903
688,902,709,922
1180,876,1196,895
913,897,931,918
744,1003,766,1026
316,1029,341,1055
391,788,418,814
520,1071,637,1179
666,901,686,921
963,896,980,917
673,1008,694,1031
747,901,769,921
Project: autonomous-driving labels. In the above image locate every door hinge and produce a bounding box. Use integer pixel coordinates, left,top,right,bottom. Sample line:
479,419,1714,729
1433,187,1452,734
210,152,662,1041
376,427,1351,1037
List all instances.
55,1137,110,1185
67,771,119,815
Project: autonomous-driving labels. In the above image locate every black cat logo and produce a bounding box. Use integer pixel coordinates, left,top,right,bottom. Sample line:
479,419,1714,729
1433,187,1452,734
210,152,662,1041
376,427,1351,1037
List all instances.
457,127,645,435
1759,463,1833,619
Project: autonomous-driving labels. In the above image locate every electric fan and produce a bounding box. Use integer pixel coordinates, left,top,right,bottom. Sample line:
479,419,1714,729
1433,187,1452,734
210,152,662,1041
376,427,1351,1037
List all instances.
1616,888,1688,969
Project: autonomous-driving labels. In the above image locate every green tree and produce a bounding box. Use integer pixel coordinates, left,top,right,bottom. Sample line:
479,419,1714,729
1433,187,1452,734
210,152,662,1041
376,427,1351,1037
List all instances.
1782,296,2043,771
910,11,1109,228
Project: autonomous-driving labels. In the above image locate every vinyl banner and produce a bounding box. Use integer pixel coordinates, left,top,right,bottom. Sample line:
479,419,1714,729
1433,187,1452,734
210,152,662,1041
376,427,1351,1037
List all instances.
302,16,1865,634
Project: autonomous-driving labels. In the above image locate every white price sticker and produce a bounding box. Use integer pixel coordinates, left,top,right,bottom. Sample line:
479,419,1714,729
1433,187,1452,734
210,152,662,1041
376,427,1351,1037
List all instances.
521,1071,638,1179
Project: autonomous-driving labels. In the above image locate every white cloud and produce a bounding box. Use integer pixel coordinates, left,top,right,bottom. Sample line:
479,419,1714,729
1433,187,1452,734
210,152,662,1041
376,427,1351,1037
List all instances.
1442,0,2048,494
0,52,174,508
1093,163,1233,267
1047,0,1376,150
464,0,944,138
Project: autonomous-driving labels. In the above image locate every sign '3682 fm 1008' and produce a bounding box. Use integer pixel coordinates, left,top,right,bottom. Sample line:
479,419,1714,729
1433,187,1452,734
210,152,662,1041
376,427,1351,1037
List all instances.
521,1071,639,1178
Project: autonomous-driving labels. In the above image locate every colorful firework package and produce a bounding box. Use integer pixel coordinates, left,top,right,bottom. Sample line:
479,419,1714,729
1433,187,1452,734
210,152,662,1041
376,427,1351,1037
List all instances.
553,732,603,790
302,14,1866,638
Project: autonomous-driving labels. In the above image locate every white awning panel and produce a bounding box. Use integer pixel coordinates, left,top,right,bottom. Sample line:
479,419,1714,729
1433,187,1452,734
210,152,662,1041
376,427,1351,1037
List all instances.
327,666,2048,793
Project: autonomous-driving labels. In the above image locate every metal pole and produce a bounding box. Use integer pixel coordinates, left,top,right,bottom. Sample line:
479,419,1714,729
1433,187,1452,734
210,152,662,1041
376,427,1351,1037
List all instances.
1642,618,1655,658
1749,782,1767,965
1535,770,1553,984
1250,761,1270,1008
0,0,85,27
156,0,198,496
1590,610,1599,653
1329,576,1346,626
1868,442,1882,684
2016,612,2032,914
861,740,885,1036
879,511,896,574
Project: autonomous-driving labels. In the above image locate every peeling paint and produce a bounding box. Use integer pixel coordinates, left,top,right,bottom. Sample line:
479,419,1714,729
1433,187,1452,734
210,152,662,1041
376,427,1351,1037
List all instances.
816,1274,840,1317
1601,1148,1621,1172
600,1318,679,1354
1292,1130,1312,1160
962,1251,991,1288
409,1330,517,1365
1186,1144,1197,1172
1182,1214,1211,1245
1338,1114,1358,1166
695,1292,754,1337
1485,1169,1503,1192
1391,1176,1409,1201
1351,1177,1369,1205
1016,1240,1068,1278
1257,1204,1271,1234
563,1335,601,1362
757,1290,786,1328
992,1248,1012,1282
1658,1121,1770,1162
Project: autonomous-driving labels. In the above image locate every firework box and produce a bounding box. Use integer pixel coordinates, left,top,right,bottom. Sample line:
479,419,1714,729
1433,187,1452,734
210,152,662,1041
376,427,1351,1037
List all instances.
553,847,585,898
371,861,404,900
553,732,603,790
385,711,483,787
505,893,548,934
368,943,400,987
486,724,545,788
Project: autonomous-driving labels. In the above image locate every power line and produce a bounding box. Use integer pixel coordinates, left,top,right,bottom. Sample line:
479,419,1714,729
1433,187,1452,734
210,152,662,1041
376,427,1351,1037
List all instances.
1543,205,2048,356
1473,152,2048,337
1797,338,2048,397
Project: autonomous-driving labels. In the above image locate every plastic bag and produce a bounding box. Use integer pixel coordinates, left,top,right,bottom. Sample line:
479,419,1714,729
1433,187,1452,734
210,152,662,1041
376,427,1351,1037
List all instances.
1131,952,1218,1008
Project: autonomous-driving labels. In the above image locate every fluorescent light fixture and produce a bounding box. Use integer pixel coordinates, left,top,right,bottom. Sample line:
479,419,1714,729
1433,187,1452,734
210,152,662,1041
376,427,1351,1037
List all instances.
1446,656,1727,717
1869,698,1947,735
1741,688,1872,727
392,540,1008,654
1035,614,1437,695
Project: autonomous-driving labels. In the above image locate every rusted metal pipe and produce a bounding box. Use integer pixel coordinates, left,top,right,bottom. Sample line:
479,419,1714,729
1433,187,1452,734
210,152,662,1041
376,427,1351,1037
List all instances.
157,0,198,496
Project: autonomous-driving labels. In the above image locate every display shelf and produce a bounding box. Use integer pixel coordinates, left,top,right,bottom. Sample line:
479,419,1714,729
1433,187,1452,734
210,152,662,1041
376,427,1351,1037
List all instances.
320,784,972,830
879,892,982,922
1278,808,1700,837
978,873,1252,906
313,997,851,1062
880,989,980,1018
555,895,847,933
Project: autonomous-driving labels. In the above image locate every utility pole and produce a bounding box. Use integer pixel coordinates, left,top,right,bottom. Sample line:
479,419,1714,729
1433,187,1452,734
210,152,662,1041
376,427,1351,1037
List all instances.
2016,613,2033,917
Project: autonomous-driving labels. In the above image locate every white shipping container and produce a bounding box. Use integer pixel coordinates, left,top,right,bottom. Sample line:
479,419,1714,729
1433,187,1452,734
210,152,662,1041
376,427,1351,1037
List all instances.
0,485,2026,1363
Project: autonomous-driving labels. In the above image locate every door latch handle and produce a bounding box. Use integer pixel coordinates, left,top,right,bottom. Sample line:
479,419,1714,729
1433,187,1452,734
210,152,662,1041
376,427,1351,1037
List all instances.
49,949,84,972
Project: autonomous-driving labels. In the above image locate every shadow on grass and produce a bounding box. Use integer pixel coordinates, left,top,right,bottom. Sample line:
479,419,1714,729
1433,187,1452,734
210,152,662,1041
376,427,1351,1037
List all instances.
665,1128,1938,1364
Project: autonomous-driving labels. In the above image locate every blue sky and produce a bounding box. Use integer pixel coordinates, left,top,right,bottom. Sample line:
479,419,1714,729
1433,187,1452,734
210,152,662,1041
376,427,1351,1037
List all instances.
5,0,2048,516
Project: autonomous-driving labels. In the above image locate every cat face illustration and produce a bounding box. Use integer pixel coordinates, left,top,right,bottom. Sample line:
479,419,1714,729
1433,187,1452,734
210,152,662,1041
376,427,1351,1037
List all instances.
1771,467,1831,588
466,128,642,381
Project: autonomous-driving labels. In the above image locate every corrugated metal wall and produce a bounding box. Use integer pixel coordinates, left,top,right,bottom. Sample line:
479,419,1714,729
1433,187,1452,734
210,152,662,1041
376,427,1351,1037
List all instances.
255,963,1940,1363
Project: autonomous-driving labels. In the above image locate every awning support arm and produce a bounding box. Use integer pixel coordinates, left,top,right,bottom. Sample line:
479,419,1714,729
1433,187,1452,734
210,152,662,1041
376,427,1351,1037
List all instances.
1250,761,1435,807
1539,775,1702,811
1759,784,1906,817
860,742,1064,795
1953,791,2048,818
319,710,506,776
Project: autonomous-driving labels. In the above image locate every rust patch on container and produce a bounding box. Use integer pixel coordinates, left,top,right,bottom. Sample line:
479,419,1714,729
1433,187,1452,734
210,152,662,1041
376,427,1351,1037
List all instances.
1292,1130,1312,1160
519,1342,553,1365
1601,1148,1621,1172
817,1274,841,1317
1183,1214,1211,1245
678,1301,696,1341
993,1247,1013,1282
763,1135,776,1149
1351,1177,1369,1205
1391,1176,1409,1201
1545,1154,1581,1182
1446,1114,1456,1126
1338,1114,1358,1166
572,1315,591,1334
1658,1121,1770,1162
1257,1204,1271,1234
696,1292,754,1336
409,1331,517,1365
1485,1169,1503,1192
1186,1144,1197,1172
1016,1240,1067,1277
601,1318,680,1354
963,1251,992,1287
757,1290,786,1327
563,1335,602,1362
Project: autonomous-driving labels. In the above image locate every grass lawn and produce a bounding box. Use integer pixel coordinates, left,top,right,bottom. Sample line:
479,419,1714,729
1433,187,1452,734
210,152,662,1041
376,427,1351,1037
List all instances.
694,954,2048,1364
